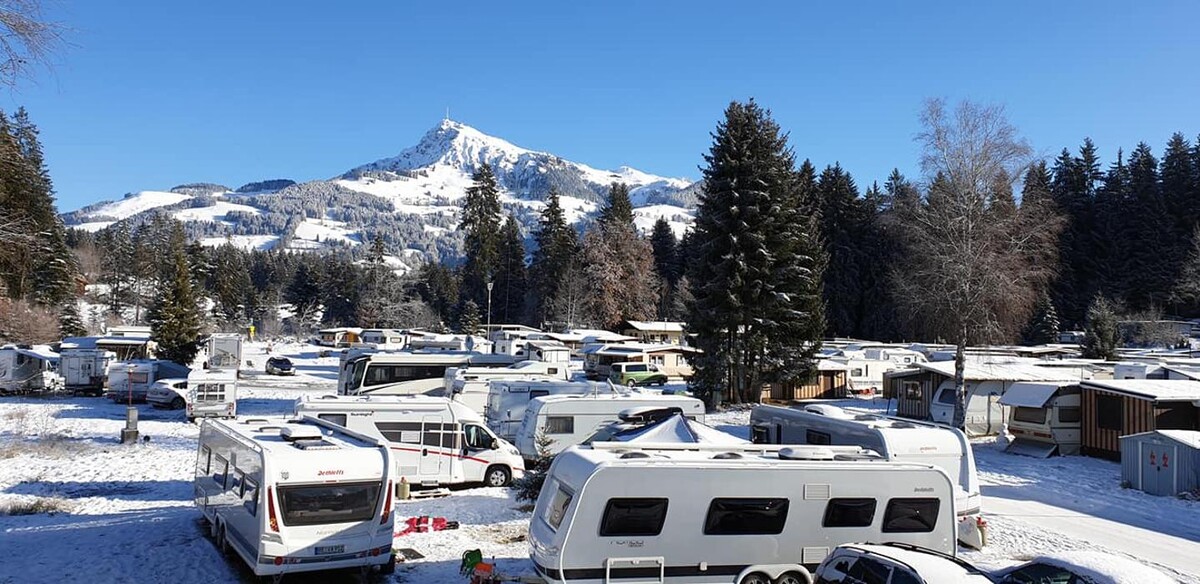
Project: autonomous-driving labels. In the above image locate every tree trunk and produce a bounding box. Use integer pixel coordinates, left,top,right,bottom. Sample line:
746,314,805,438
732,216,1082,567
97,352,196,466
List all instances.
953,332,967,431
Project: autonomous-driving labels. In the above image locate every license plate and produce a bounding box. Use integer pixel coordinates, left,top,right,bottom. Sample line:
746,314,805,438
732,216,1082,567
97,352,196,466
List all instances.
314,545,344,555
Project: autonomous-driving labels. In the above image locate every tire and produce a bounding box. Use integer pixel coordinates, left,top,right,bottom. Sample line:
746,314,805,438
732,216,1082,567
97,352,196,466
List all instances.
774,572,806,584
171,397,186,410
740,573,771,584
484,465,512,487
216,524,230,554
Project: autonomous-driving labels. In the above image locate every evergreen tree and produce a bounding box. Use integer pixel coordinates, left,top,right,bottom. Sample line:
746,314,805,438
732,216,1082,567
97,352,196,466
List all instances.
492,217,528,324
285,262,322,330
1125,142,1172,310
649,218,679,318
456,298,482,334
101,222,137,318
415,262,460,327
149,223,203,365
459,164,502,308
59,300,86,338
1092,150,1130,300
1048,139,1102,327
1024,294,1061,345
687,100,825,404
581,185,660,328
597,182,634,227
1082,295,1118,360
529,189,579,326
816,163,871,338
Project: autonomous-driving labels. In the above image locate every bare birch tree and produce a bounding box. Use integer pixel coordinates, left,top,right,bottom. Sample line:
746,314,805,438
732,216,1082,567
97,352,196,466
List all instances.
0,0,61,88
895,98,1061,430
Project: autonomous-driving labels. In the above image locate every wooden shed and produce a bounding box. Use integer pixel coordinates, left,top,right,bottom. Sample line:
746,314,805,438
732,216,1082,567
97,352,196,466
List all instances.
1119,430,1200,497
1079,379,1200,460
763,360,850,402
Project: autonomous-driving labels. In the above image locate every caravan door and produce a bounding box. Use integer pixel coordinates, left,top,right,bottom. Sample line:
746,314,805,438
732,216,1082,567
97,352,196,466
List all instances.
418,415,446,479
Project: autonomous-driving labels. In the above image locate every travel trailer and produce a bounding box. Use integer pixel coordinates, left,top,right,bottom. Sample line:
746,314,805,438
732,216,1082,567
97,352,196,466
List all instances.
359,328,407,349
205,333,243,371
516,393,706,459
441,360,571,413
106,360,191,402
834,347,927,393
60,348,114,395
749,404,982,546
294,395,525,488
486,380,626,442
195,416,395,579
528,443,957,584
186,369,239,421
0,345,61,394
337,351,517,396
998,382,1082,457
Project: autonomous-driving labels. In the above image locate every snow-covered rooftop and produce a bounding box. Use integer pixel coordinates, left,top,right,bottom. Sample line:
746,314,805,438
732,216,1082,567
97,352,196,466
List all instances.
1082,379,1200,402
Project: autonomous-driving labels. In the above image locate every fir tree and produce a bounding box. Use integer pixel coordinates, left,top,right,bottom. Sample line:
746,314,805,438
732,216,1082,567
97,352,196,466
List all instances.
492,217,528,324
456,299,482,334
101,222,137,318
285,262,322,330
1082,295,1118,360
58,300,86,338
415,262,460,327
1125,142,1172,310
649,218,679,318
149,223,203,366
459,164,502,309
816,163,871,338
529,189,579,327
1024,294,1061,345
597,182,634,227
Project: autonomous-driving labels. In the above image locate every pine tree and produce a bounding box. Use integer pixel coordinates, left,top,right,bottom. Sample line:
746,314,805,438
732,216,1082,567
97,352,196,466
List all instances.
492,217,528,324
58,300,86,338
101,222,137,319
1092,150,1130,300
456,299,482,334
1082,295,1118,360
1024,294,1061,345
529,189,579,326
1125,142,1172,310
688,100,825,404
459,164,502,309
597,182,634,227
816,163,872,338
649,218,679,318
149,223,203,366
285,262,322,330
415,262,460,327
1048,139,1102,327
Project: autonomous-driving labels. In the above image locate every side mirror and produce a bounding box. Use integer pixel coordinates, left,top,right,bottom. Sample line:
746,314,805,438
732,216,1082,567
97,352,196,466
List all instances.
488,438,499,450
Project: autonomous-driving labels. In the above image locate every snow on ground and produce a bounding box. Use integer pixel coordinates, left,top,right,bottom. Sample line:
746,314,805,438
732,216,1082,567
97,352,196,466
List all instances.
80,190,193,220
71,220,115,232
173,200,262,223
633,204,694,237
1,355,1195,583
199,234,280,251
289,218,363,249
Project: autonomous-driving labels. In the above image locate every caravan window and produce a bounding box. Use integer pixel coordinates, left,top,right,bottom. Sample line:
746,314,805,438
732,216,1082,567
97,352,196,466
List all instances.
544,483,573,531
1058,407,1081,423
318,413,348,427
599,498,669,537
212,455,229,489
750,426,770,444
1096,394,1123,431
881,498,940,533
936,389,957,405
197,445,212,474
822,498,877,527
806,429,832,445
529,390,549,400
545,416,574,434
851,368,864,377
243,478,259,516
1013,407,1047,424
277,481,381,527
704,498,789,535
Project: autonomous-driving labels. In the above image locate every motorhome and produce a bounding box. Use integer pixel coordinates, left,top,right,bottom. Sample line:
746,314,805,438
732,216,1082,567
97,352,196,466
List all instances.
834,347,927,393
106,360,191,402
205,333,243,371
186,369,239,421
528,443,958,584
60,348,114,395
516,393,706,459
749,404,982,547
359,328,407,349
0,345,61,394
999,382,1082,457
440,361,572,413
485,380,627,442
337,351,517,396
294,395,525,488
195,416,395,579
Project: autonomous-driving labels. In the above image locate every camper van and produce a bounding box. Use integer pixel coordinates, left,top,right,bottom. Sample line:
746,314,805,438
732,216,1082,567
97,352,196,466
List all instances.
749,404,982,546
294,395,525,488
516,393,706,459
528,442,958,584
187,369,239,421
486,380,626,442
195,416,395,579
0,345,61,394
106,360,191,403
440,361,572,413
337,351,516,396
206,334,243,372
999,382,1082,457
60,348,114,395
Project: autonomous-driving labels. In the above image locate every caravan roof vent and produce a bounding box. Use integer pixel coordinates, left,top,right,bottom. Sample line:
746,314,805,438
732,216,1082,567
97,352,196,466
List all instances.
254,425,284,434
854,414,880,421
889,421,915,429
619,451,652,459
241,418,271,425
280,425,323,442
291,438,339,451
712,452,743,460
779,446,837,461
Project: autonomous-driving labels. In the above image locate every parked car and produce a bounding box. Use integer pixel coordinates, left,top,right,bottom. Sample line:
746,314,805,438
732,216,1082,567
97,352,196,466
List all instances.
265,356,294,376
814,543,994,584
146,378,188,410
991,552,1176,584
608,361,668,386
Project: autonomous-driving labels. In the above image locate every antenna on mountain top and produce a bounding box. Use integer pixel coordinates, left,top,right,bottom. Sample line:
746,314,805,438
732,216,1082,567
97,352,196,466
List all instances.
445,106,450,121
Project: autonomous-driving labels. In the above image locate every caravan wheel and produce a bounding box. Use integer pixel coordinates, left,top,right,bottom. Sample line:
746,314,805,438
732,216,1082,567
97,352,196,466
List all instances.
216,524,229,554
774,572,805,584
740,573,771,584
484,465,512,487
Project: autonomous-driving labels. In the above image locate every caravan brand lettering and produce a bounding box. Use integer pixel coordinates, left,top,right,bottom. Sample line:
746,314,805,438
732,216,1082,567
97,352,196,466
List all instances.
317,469,345,477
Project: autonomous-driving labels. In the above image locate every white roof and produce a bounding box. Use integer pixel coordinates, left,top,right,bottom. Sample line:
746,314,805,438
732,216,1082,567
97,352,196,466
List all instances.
916,360,1086,382
1123,429,1200,449
1008,551,1177,584
840,544,991,583
622,320,685,333
817,359,851,371
613,414,748,445
1,345,59,361
1082,379,1200,402
998,382,1072,408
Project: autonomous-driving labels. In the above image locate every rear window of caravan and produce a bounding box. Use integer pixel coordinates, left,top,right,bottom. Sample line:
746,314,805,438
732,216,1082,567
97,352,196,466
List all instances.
277,481,381,527
1058,407,1081,423
1013,407,1047,424
704,498,789,535
544,483,574,531
546,416,574,434
936,389,957,405
822,498,877,527
882,498,940,533
599,498,669,537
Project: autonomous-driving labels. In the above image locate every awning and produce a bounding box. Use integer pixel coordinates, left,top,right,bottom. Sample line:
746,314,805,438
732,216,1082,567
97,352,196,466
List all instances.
1004,437,1058,458
998,382,1063,408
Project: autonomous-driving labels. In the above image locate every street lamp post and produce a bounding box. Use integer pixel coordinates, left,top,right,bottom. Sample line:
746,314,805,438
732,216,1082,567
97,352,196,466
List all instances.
122,364,139,444
486,281,494,343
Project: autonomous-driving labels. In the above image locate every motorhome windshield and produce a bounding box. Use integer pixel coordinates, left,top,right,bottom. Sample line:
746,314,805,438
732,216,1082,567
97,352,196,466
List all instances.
350,359,368,391
464,424,493,449
277,481,381,526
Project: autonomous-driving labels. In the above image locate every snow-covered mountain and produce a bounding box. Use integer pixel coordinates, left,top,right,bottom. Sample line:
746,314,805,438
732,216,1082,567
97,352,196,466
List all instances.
61,120,699,269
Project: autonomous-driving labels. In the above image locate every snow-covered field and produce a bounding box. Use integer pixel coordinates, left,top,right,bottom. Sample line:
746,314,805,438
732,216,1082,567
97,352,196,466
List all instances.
1,344,1195,583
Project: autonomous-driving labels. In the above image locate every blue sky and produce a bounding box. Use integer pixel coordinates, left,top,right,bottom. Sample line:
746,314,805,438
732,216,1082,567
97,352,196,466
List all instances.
10,1,1200,210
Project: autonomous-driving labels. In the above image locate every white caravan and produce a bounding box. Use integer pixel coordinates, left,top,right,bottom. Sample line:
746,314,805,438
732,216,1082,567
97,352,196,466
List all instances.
529,443,957,584
60,348,114,396
106,360,191,402
0,345,60,394
195,416,395,579
294,395,526,488
206,333,243,371
486,380,626,442
337,351,516,396
749,404,982,547
836,347,927,393
928,382,1008,437
187,369,239,421
516,393,706,459
999,382,1082,457
445,359,571,390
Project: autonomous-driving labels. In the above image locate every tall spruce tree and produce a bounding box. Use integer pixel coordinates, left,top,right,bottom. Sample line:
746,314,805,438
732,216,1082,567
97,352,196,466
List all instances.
492,217,528,324
59,300,86,338
1082,295,1118,360
149,223,203,365
529,189,579,327
597,182,634,226
581,184,660,328
816,163,871,338
1024,294,1061,345
649,218,679,318
1125,142,1172,310
459,164,502,308
688,100,825,404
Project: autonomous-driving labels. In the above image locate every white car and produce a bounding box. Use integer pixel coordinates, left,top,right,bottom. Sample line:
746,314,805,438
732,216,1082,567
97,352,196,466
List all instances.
814,543,994,584
146,378,188,410
991,552,1177,584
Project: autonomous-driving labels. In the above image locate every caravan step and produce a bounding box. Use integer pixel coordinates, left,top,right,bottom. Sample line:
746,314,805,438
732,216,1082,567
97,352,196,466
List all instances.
402,488,452,500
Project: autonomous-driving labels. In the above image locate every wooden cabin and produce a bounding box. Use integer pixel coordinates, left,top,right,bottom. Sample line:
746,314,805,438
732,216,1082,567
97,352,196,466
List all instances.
617,320,686,345
1079,379,1200,460
762,360,850,402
